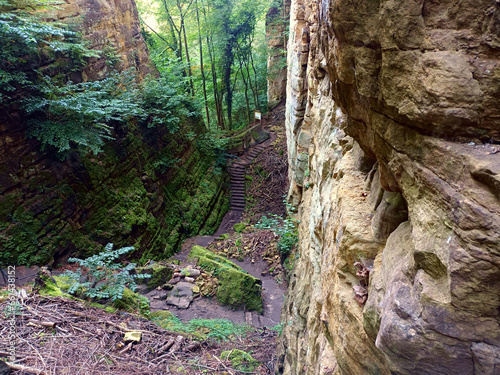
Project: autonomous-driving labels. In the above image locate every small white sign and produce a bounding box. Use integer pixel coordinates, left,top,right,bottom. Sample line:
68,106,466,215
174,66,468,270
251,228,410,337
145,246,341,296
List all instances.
254,111,262,120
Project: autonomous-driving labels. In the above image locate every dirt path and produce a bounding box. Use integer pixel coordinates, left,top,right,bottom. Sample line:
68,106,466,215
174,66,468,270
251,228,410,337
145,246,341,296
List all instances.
164,121,286,328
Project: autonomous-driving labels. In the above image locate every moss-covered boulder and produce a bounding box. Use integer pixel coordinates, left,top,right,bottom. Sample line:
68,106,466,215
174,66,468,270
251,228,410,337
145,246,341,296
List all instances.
137,263,173,289
36,270,70,298
113,288,150,316
188,246,262,312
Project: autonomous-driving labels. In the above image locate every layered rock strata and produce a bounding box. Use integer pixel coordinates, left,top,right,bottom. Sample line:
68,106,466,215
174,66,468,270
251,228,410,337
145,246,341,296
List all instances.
277,0,500,374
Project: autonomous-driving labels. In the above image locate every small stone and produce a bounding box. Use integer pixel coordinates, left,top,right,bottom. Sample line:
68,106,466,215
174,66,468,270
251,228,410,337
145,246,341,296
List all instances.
185,277,195,283
169,277,181,285
182,268,201,277
173,272,183,278
124,331,141,342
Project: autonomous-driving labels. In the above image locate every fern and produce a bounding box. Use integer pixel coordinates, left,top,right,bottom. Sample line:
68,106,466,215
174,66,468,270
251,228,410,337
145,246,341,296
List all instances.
61,243,150,302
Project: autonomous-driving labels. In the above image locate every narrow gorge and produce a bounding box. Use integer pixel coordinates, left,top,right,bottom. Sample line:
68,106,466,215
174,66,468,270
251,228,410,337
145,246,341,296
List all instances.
0,0,499,373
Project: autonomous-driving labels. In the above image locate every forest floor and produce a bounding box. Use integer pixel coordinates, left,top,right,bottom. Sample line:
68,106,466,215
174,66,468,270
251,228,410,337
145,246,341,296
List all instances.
0,102,290,374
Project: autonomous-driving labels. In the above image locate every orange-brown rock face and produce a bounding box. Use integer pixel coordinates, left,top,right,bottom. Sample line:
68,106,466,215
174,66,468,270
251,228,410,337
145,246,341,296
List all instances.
278,0,500,374
46,0,156,80
266,0,291,108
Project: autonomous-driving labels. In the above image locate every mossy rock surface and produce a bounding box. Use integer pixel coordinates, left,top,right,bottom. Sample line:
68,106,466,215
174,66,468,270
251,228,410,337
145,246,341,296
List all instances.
38,274,68,298
233,223,246,233
188,246,262,312
113,288,150,316
137,263,173,289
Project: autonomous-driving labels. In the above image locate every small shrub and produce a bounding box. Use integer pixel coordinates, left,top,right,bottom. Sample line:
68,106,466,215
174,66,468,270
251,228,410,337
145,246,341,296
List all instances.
255,212,298,257
61,243,150,302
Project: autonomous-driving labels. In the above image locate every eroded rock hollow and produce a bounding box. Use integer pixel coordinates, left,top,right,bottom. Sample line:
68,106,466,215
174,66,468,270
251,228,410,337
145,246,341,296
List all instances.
278,0,500,373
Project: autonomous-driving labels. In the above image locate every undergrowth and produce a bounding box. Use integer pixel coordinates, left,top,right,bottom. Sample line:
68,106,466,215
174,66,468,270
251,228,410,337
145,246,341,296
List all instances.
152,315,251,342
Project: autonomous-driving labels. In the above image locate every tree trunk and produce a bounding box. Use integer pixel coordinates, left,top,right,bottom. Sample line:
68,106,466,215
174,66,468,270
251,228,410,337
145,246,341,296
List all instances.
195,0,210,128
181,21,195,96
237,52,251,123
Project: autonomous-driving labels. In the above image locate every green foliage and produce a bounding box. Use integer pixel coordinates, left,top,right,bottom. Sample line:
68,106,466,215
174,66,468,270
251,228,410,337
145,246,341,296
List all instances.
141,60,198,132
270,322,284,336
221,349,259,371
24,71,144,154
61,243,150,302
255,200,299,256
152,314,251,342
0,0,99,101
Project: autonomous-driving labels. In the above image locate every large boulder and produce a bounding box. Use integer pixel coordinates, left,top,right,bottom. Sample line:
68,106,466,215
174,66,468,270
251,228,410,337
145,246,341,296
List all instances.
188,246,262,312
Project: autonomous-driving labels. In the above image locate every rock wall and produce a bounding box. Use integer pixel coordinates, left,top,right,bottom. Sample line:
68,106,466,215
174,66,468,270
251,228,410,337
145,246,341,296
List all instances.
266,0,291,108
44,0,156,81
277,0,500,374
0,0,228,266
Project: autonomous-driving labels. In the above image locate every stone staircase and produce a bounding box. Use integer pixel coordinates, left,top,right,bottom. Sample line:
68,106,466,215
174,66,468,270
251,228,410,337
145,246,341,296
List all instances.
228,143,266,212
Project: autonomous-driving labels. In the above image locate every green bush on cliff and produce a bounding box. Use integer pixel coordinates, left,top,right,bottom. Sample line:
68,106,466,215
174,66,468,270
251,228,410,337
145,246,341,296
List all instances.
0,0,99,101
25,71,144,154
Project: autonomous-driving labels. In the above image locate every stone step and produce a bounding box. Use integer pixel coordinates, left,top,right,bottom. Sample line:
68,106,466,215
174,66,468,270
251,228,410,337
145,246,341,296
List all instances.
230,165,246,170
231,198,245,203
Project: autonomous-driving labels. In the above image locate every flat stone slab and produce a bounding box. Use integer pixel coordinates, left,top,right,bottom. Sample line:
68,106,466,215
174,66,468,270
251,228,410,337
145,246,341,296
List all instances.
166,282,195,309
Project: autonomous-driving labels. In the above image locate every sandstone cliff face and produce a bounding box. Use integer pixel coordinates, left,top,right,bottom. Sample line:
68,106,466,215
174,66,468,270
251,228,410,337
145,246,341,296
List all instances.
266,0,291,108
0,0,228,266
45,0,156,81
278,0,500,374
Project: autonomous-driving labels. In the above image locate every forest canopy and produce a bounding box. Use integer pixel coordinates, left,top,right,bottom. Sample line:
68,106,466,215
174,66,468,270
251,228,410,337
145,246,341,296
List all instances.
137,0,270,130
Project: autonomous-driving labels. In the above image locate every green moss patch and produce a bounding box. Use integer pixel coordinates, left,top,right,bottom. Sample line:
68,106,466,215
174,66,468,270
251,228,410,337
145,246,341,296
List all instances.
221,349,259,371
137,263,173,289
188,246,262,312
233,223,246,233
113,288,150,316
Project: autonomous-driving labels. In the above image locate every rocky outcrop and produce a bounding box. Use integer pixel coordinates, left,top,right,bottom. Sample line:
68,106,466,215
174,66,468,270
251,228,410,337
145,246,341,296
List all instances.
44,0,156,81
266,0,291,108
277,0,500,374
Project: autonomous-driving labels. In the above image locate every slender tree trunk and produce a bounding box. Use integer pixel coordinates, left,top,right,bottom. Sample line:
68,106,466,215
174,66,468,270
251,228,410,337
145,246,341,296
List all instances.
195,0,210,128
248,34,259,110
245,59,258,108
162,0,181,59
181,21,195,95
202,3,224,129
237,52,251,123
